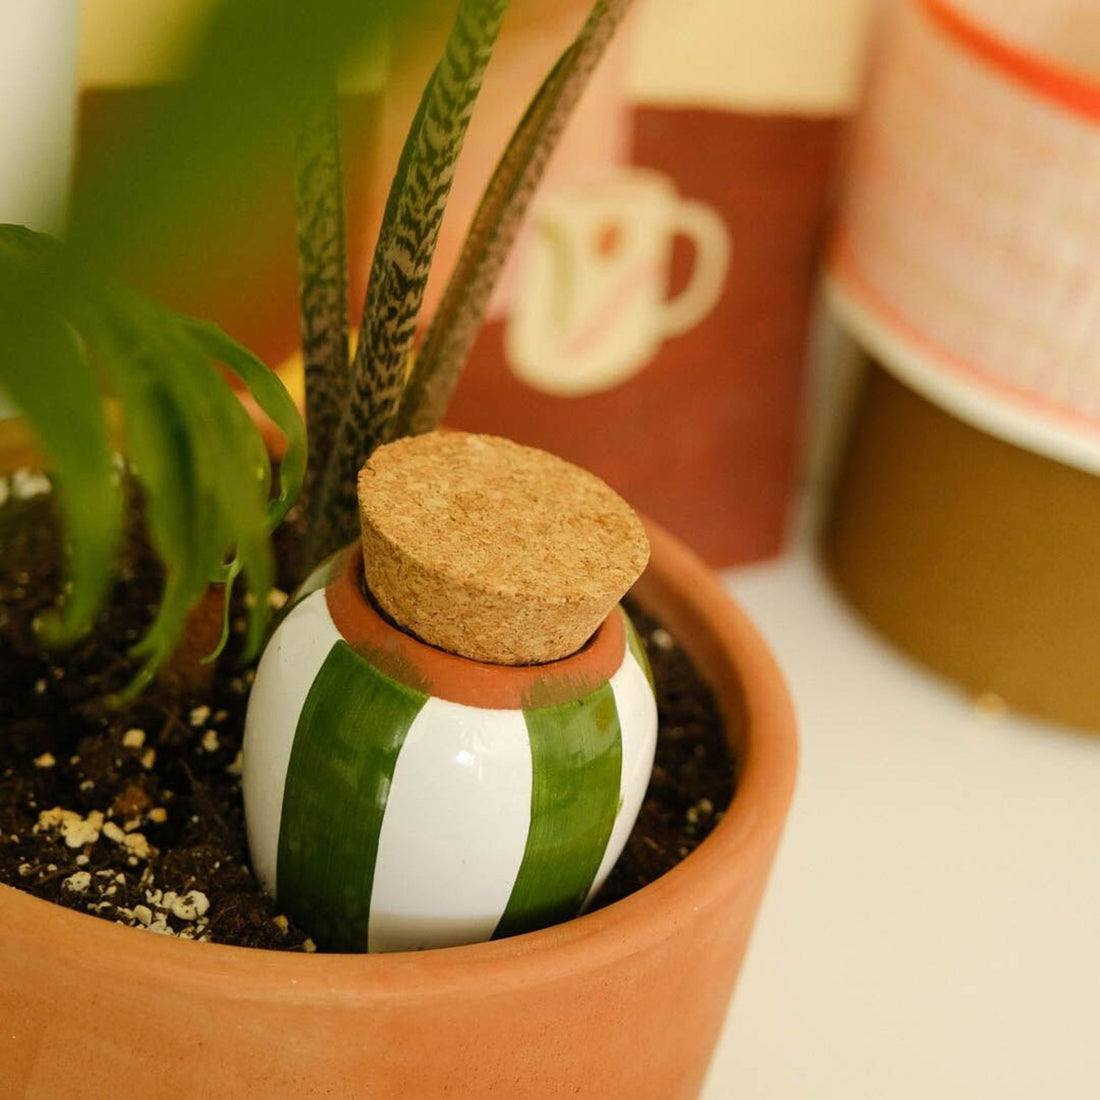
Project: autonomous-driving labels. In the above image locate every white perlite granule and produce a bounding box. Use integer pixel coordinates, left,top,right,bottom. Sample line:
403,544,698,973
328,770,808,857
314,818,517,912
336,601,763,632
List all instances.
34,807,105,849
62,871,92,894
10,469,51,500
164,890,210,922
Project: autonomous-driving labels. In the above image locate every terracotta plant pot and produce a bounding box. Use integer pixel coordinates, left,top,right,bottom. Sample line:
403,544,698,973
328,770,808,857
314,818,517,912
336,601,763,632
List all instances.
0,518,796,1098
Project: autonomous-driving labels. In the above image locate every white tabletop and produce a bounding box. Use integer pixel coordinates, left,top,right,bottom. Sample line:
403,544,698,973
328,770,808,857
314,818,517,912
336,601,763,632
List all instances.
701,538,1100,1099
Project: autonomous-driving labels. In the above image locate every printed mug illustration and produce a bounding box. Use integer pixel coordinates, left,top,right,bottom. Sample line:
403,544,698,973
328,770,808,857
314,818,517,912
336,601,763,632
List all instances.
505,168,731,397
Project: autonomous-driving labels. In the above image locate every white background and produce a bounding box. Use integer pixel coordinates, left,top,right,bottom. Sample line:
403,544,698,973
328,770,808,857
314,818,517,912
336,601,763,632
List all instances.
702,318,1100,1098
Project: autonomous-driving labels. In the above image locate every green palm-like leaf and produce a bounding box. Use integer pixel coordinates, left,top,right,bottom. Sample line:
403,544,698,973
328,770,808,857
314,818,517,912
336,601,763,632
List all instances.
0,225,305,699
183,318,306,536
0,273,122,645
392,0,636,438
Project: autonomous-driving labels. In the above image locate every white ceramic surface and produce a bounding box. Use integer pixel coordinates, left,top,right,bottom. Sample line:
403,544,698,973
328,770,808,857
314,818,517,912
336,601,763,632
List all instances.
827,275,1100,476
241,589,342,898
700,530,1100,1099
831,0,1100,462
366,698,533,953
243,566,658,954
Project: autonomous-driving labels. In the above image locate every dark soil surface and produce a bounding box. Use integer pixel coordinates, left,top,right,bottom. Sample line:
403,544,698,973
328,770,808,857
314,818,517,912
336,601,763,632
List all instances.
588,599,735,912
0,476,735,950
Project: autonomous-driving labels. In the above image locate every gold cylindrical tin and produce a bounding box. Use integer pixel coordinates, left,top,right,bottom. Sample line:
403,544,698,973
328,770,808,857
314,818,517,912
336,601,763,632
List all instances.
823,362,1100,732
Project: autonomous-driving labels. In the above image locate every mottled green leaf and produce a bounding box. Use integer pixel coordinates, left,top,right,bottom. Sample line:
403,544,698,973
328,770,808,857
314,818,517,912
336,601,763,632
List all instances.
393,0,636,438
307,0,508,561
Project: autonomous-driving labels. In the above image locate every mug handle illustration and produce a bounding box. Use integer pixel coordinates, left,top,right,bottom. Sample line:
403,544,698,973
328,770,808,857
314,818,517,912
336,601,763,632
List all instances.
659,198,731,339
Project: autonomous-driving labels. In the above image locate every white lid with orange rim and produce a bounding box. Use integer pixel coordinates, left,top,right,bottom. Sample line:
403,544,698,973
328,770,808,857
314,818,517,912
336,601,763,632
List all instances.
828,0,1100,475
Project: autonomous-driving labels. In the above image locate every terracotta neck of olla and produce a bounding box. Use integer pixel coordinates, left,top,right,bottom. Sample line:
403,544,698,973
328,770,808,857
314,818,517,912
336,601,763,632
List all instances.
356,431,650,666
325,546,628,708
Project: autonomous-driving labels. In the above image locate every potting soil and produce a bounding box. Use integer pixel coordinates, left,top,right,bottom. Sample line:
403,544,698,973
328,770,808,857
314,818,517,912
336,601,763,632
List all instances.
0,481,734,948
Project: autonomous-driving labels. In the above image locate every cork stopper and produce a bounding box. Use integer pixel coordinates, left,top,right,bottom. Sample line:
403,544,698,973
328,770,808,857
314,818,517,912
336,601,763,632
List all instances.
357,432,649,665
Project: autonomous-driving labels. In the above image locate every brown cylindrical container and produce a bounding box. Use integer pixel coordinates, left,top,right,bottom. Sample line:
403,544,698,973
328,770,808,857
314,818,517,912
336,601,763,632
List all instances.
824,361,1100,731
0,518,797,1098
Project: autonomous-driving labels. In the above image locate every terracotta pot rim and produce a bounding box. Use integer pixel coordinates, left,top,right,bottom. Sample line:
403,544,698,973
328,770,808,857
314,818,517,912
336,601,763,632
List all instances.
0,516,797,1001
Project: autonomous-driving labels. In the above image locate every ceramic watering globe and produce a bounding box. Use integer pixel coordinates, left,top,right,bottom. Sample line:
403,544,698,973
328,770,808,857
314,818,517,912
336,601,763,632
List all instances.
242,432,657,952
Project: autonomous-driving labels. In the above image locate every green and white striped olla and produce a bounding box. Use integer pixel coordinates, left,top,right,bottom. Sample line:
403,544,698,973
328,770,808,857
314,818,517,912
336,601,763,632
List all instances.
242,546,658,953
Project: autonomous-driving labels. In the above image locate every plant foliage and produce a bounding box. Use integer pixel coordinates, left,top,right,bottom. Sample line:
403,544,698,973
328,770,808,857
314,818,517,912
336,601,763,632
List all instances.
302,0,635,562
393,0,635,439
293,89,351,506
68,0,429,288
0,0,431,692
0,225,304,700
307,0,509,558
0,0,635,692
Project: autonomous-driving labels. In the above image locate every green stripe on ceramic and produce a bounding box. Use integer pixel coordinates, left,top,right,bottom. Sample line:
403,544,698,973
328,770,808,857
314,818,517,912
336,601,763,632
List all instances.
276,640,428,951
493,682,623,940
622,608,655,695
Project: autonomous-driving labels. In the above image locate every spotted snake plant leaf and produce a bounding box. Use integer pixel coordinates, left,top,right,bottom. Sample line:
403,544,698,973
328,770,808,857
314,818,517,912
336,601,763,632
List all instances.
293,89,350,506
392,0,637,439
308,0,509,561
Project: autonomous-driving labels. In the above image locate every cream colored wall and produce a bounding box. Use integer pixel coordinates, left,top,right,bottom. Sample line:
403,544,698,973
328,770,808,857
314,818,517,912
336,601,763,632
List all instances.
79,0,387,88
79,0,207,84
1,2,79,232
81,0,877,107
628,0,879,114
